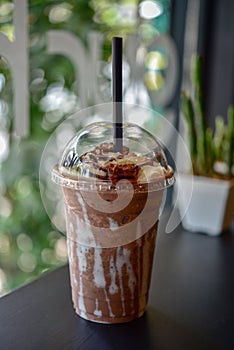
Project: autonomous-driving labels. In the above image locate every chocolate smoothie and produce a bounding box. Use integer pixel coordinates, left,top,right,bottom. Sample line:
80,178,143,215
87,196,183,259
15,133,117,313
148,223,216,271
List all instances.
52,122,174,323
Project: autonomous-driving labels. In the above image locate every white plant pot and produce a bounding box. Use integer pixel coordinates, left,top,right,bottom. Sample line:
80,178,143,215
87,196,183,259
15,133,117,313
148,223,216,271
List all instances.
176,174,234,236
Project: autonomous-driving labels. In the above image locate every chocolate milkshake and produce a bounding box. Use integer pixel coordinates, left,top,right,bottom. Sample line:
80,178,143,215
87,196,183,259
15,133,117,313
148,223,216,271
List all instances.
52,122,174,323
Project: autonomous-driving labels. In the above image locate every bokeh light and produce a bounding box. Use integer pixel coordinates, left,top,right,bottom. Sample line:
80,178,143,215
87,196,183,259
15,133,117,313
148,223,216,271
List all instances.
0,196,12,218
0,234,10,255
16,177,32,198
17,252,37,273
0,131,9,161
139,1,163,20
0,24,14,41
145,51,168,70
144,70,165,90
55,237,68,261
17,233,33,252
48,3,73,24
0,2,14,24
0,269,7,294
0,73,5,92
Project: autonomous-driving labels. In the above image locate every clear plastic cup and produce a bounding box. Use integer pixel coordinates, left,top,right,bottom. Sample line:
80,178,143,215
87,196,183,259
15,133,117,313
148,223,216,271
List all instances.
52,121,174,323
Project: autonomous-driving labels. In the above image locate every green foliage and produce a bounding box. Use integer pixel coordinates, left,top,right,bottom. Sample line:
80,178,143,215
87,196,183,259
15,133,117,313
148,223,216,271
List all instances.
181,54,234,178
0,0,170,295
0,0,100,296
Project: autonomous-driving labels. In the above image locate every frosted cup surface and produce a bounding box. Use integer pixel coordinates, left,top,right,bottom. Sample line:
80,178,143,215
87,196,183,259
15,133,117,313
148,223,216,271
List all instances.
52,122,174,323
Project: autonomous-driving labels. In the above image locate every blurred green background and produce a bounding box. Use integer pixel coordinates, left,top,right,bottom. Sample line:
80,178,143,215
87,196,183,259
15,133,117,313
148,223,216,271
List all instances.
0,0,171,295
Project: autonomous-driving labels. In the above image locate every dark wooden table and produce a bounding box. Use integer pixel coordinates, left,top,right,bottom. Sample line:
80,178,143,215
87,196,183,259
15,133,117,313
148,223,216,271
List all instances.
1,215,234,350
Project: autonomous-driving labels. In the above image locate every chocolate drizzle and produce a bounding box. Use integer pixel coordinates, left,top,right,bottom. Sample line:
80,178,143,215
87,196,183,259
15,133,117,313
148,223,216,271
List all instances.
62,142,173,184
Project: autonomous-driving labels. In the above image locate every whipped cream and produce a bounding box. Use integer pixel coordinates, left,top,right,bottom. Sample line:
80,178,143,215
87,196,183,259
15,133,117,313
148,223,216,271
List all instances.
61,142,173,184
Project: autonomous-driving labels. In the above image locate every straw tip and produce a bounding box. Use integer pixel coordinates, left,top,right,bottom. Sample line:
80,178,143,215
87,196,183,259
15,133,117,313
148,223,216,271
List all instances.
112,36,123,42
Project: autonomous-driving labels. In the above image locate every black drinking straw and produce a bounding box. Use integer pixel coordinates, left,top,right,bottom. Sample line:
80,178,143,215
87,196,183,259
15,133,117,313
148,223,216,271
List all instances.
112,37,123,153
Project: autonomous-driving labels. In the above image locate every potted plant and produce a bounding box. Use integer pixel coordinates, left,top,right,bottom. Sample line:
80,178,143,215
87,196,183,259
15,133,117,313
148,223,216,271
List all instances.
177,54,234,235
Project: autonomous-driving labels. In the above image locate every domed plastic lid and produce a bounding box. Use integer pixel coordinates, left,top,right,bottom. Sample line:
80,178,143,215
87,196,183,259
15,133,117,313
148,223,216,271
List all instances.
52,122,174,192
